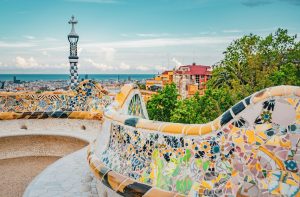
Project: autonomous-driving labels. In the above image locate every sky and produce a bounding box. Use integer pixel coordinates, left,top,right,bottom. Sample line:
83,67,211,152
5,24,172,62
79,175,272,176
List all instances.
0,0,299,74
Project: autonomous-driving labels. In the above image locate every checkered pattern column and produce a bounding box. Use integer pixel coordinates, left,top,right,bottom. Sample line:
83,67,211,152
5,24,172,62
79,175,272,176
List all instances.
70,62,78,90
68,16,79,91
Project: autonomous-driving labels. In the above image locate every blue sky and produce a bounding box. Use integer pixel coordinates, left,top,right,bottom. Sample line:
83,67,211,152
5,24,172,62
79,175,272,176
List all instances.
0,0,299,74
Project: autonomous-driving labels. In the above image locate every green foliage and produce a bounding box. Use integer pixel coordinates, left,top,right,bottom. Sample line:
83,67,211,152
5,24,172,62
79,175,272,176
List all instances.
210,28,300,94
170,88,235,124
269,63,300,86
147,28,300,124
147,83,179,122
136,82,146,90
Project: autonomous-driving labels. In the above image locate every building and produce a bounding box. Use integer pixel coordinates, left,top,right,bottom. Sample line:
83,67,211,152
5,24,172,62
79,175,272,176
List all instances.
146,63,211,98
174,63,211,98
146,71,174,91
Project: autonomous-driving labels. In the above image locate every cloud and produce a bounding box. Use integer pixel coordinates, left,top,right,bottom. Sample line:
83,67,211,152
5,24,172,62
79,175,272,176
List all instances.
60,63,69,68
0,61,8,68
172,57,183,67
23,35,35,40
44,37,58,42
65,0,118,3
100,47,116,62
78,47,83,56
154,65,168,71
0,34,237,73
136,33,170,38
241,0,272,7
42,51,50,56
222,29,242,33
82,36,233,50
0,41,36,48
84,58,113,70
15,56,38,68
119,62,131,70
136,66,150,71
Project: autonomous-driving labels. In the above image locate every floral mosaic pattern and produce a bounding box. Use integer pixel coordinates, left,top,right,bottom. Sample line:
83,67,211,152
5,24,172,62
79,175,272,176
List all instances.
0,80,112,114
100,96,300,196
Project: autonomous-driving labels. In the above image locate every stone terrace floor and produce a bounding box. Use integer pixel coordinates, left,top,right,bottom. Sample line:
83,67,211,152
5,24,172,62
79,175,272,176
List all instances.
23,147,98,197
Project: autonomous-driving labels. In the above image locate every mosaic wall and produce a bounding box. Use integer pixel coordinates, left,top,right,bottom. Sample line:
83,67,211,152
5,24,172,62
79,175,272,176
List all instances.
128,93,146,118
89,85,300,197
0,80,112,120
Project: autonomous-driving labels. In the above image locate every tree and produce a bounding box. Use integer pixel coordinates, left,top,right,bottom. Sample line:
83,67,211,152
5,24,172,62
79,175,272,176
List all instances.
147,83,179,122
147,28,300,124
210,28,300,96
170,92,201,124
269,63,300,86
137,83,146,90
170,88,235,124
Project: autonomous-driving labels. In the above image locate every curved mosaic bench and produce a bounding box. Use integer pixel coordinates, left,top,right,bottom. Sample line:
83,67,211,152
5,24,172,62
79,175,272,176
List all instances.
0,80,112,120
88,84,300,197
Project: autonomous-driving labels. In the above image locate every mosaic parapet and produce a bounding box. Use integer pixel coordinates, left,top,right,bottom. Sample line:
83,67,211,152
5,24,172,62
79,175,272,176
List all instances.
0,80,112,120
107,84,300,135
89,85,300,197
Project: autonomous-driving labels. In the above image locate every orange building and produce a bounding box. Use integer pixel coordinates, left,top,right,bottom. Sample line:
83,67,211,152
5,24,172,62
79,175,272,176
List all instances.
146,63,211,98
146,70,173,91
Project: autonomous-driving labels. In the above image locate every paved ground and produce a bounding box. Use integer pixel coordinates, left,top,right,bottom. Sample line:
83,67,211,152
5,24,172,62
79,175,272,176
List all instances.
0,119,100,197
23,147,98,197
0,156,60,197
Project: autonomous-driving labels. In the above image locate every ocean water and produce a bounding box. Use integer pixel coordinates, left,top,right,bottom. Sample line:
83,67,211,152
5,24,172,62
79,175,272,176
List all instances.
0,74,155,81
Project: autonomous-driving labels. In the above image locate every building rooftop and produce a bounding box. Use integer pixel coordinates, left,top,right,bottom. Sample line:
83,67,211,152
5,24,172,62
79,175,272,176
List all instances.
176,63,211,75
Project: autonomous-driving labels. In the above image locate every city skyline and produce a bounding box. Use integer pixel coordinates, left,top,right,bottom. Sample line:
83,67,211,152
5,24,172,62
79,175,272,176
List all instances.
0,0,299,74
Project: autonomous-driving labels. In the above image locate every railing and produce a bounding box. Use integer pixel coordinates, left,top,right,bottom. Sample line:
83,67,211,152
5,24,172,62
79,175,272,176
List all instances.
88,84,300,197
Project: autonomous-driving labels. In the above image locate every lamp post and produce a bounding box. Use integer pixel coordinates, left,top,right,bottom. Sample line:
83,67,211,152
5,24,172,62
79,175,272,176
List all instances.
68,15,79,90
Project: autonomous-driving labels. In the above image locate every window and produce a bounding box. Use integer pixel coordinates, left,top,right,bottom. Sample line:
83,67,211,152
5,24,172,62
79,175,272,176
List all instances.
196,75,200,89
195,75,199,84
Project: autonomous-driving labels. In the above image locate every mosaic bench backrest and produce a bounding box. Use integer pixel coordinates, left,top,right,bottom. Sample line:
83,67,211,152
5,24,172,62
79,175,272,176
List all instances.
89,85,300,197
0,80,112,120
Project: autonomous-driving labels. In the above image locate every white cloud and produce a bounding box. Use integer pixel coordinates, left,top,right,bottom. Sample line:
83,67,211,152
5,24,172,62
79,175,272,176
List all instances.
0,41,36,48
0,34,236,73
42,51,50,56
199,31,210,35
82,36,233,49
172,57,183,67
44,37,58,42
15,56,38,68
136,33,170,37
0,62,8,67
60,63,69,68
100,47,116,62
222,29,242,33
78,47,83,56
154,65,168,71
85,58,113,70
136,66,150,71
119,62,131,70
23,35,35,40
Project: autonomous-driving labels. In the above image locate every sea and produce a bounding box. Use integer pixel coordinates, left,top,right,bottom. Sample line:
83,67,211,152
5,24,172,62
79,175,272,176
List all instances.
0,74,155,82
